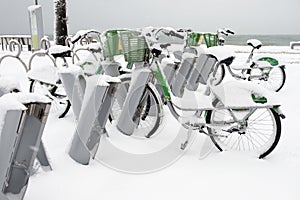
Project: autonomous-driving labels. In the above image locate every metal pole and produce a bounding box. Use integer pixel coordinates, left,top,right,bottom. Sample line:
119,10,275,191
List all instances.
35,0,38,5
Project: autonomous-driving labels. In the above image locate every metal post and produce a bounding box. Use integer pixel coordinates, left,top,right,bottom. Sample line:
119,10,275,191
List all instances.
0,94,51,200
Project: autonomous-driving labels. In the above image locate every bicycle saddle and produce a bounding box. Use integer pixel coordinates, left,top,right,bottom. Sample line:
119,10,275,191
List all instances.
247,39,262,49
160,43,171,49
49,45,72,58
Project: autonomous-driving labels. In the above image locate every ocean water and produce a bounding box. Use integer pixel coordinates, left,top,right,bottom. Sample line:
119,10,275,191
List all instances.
37,34,300,46
225,35,300,46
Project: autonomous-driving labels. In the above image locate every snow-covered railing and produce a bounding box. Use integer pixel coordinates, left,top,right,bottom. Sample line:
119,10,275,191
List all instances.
290,41,300,49
0,35,32,51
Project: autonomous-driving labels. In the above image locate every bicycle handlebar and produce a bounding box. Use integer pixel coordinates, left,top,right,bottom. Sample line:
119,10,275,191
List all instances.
225,28,235,35
154,28,186,40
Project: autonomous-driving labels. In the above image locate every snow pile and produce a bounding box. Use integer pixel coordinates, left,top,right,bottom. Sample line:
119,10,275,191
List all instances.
71,29,100,43
0,94,27,136
0,76,21,94
1,92,51,104
211,80,281,108
58,64,84,76
49,45,71,55
206,46,235,61
100,74,121,83
27,64,59,85
27,5,41,12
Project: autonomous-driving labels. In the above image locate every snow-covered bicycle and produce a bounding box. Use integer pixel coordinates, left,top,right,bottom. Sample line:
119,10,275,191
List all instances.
28,37,71,118
209,29,286,92
116,30,285,158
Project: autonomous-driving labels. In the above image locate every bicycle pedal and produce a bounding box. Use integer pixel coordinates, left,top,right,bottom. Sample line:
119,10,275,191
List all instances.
180,142,188,150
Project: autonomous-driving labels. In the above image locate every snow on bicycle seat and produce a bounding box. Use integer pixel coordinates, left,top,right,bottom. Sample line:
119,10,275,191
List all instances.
0,76,21,95
27,64,59,85
247,39,262,49
206,46,235,65
211,80,281,108
49,45,71,58
171,89,214,111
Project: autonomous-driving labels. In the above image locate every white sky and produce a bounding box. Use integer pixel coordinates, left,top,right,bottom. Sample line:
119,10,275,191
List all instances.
1,0,300,35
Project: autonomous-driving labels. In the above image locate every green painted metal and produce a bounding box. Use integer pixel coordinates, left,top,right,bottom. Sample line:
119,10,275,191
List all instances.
258,57,279,66
188,32,203,46
204,33,218,48
251,93,267,104
153,61,171,100
103,30,123,57
95,65,102,74
79,61,93,68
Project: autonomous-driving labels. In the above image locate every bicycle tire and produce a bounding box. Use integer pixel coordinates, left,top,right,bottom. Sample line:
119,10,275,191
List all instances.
29,79,71,118
206,107,281,159
109,76,163,138
250,67,286,92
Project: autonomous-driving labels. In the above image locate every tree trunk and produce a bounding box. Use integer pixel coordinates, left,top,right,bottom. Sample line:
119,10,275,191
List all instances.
54,0,68,45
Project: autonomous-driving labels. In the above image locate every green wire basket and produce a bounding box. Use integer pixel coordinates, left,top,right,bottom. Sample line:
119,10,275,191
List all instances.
188,32,218,48
188,32,203,46
119,31,148,62
103,30,123,57
203,33,218,48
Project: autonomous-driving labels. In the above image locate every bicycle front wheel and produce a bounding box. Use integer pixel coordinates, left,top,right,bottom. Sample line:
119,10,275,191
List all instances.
212,64,225,86
109,77,163,138
206,107,281,159
250,67,286,92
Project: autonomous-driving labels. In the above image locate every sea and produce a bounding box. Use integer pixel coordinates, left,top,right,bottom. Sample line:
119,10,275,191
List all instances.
224,35,300,46
45,34,300,46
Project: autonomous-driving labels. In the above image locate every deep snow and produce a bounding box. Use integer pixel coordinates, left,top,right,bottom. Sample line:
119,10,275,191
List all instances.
0,45,300,200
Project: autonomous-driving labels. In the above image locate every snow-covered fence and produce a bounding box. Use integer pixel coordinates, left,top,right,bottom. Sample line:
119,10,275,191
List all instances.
290,41,300,49
0,35,32,51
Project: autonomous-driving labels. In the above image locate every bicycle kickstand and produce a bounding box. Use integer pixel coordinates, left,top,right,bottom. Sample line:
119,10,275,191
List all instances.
181,122,193,150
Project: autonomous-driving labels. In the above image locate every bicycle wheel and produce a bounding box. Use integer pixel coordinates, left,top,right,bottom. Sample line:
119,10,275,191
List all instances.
29,79,71,118
109,77,163,138
206,107,281,158
250,67,286,92
212,64,225,86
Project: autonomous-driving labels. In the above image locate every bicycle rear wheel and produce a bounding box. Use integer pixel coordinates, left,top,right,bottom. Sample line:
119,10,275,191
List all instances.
108,77,163,138
29,79,71,118
250,67,286,92
206,107,281,158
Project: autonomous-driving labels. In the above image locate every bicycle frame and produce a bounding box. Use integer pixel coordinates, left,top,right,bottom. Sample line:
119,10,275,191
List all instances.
150,54,282,131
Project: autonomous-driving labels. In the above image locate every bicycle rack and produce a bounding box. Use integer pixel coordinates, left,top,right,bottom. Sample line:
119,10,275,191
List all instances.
117,67,152,136
0,93,51,200
28,37,57,71
69,75,120,165
0,40,28,72
186,54,217,90
171,52,196,97
59,66,86,120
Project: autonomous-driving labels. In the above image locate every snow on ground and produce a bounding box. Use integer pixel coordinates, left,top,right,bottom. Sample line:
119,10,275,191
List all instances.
1,46,300,200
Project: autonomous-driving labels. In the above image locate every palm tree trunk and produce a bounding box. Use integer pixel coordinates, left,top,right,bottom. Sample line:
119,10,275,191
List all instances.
54,0,68,45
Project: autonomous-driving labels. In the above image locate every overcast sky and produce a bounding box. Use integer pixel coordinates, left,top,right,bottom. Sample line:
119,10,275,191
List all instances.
1,0,300,35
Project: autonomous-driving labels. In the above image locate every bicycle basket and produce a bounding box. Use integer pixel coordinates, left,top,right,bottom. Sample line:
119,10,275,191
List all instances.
188,32,203,46
119,31,148,62
204,33,218,48
103,30,123,57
